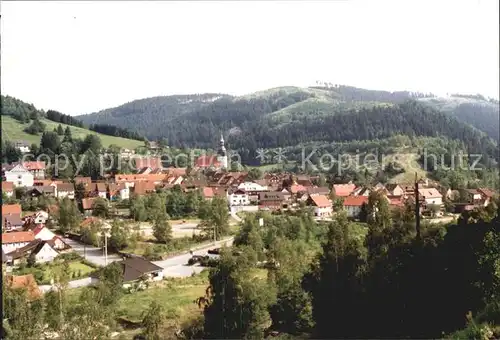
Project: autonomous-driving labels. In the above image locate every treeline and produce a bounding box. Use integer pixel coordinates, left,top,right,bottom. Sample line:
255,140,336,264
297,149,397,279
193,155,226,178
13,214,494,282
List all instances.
1,95,42,123
89,123,144,141
45,109,84,128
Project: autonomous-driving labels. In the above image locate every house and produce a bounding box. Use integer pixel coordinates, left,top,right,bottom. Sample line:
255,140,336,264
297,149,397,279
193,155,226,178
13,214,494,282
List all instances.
307,195,333,218
418,188,443,206
28,185,56,197
14,140,31,153
146,141,161,151
343,196,369,218
87,182,107,198
2,181,14,197
114,174,168,187
6,274,42,300
307,187,330,196
56,183,75,199
3,213,24,231
74,176,92,186
259,192,285,210
33,211,49,224
280,188,292,201
4,164,34,187
94,257,164,288
290,184,307,196
82,197,97,215
23,161,46,179
352,187,371,197
238,181,268,193
385,184,405,197
374,182,386,191
296,175,313,187
120,148,134,159
2,231,35,253
332,183,356,197
31,240,60,263
32,224,56,241
108,183,129,201
477,188,495,206
227,188,250,206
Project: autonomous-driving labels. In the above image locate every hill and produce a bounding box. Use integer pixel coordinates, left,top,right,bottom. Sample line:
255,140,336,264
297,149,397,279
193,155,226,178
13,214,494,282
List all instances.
77,85,499,150
1,115,143,149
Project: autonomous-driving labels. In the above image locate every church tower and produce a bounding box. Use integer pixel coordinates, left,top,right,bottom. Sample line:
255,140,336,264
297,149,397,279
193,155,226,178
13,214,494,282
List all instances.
217,133,228,169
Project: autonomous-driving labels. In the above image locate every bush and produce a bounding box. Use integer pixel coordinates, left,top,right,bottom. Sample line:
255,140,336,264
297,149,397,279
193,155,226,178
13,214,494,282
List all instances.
57,252,82,262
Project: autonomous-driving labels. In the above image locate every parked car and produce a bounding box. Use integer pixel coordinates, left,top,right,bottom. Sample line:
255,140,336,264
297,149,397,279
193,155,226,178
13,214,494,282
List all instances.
207,248,221,255
188,255,207,266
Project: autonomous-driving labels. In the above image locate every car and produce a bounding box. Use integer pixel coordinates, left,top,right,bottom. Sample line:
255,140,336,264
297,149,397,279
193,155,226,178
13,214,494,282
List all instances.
207,248,221,255
187,255,207,266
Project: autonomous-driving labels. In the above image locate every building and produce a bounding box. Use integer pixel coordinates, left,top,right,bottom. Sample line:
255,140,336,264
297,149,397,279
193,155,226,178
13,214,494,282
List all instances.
307,194,333,218
2,231,35,253
3,204,22,215
217,134,228,169
21,161,46,179
259,192,285,210
93,257,164,288
3,213,24,231
332,183,356,197
56,183,75,199
32,241,60,263
134,157,163,171
227,188,250,206
108,183,129,201
238,181,268,193
307,187,330,197
343,196,369,218
4,164,34,187
14,140,31,153
418,188,443,206
385,184,405,197
2,181,14,197
477,188,495,206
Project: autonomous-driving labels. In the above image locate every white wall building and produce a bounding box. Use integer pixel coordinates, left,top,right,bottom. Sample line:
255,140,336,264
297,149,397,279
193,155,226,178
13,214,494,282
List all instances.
228,189,250,206
238,181,268,192
4,164,34,187
34,243,59,263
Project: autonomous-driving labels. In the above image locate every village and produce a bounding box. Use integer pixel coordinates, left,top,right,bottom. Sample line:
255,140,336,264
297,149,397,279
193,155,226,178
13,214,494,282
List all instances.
2,134,497,301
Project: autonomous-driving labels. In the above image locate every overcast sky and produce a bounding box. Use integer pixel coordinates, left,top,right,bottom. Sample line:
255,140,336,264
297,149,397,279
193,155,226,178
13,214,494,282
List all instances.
2,0,498,116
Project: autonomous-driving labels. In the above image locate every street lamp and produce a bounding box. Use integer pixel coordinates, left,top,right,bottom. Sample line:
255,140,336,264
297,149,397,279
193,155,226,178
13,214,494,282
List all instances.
101,222,112,266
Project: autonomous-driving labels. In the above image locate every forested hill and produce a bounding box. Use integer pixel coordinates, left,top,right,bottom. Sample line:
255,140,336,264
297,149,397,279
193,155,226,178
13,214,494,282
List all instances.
77,85,499,148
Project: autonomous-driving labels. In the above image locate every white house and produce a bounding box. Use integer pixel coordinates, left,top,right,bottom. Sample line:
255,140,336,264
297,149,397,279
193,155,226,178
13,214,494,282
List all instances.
33,225,56,241
418,188,443,206
14,141,31,153
1,231,35,254
343,196,369,218
307,195,333,218
238,181,268,192
34,211,49,224
119,186,130,200
228,189,250,206
4,164,34,187
33,242,59,263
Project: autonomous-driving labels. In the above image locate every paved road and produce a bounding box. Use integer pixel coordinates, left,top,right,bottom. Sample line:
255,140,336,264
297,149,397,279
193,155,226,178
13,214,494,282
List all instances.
63,237,122,266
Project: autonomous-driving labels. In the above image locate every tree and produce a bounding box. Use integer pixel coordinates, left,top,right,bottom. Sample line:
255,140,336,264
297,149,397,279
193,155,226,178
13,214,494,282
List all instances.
58,197,81,233
130,195,148,221
247,167,263,181
153,216,172,243
201,195,230,240
82,134,103,154
203,249,277,339
142,301,165,340
63,126,73,143
2,140,22,163
56,124,64,135
40,131,61,154
24,118,46,135
92,197,109,218
109,220,130,252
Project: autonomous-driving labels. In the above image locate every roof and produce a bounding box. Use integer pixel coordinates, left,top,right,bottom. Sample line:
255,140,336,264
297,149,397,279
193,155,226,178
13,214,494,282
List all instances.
32,186,55,195
92,182,107,192
23,161,46,171
82,197,97,210
6,239,42,259
57,183,75,192
477,188,495,198
74,177,92,185
307,187,330,195
387,195,404,206
2,249,11,263
2,181,14,192
166,167,187,177
333,184,356,197
134,157,162,170
195,155,221,168
290,184,307,194
133,181,157,195
343,196,369,207
259,192,285,201
2,231,35,244
4,213,23,226
385,183,402,192
309,195,332,208
202,187,215,199
121,257,163,282
2,204,22,215
6,274,42,300
115,173,168,183
418,188,442,199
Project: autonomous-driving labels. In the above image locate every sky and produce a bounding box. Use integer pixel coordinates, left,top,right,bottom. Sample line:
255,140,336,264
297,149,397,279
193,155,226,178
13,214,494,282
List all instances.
1,0,499,116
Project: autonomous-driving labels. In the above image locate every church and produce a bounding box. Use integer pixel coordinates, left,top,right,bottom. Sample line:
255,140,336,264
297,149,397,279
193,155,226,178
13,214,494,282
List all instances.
194,134,228,170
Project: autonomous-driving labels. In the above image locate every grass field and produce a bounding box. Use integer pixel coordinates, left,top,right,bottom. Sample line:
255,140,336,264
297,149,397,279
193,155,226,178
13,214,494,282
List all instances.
14,260,95,284
1,116,143,149
385,152,429,184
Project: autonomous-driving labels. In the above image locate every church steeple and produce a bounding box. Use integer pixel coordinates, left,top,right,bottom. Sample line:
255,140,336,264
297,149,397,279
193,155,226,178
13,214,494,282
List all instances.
217,132,228,169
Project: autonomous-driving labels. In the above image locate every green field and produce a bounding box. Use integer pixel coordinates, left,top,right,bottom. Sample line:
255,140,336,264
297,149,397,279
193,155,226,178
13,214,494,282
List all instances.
13,260,95,284
1,115,143,149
